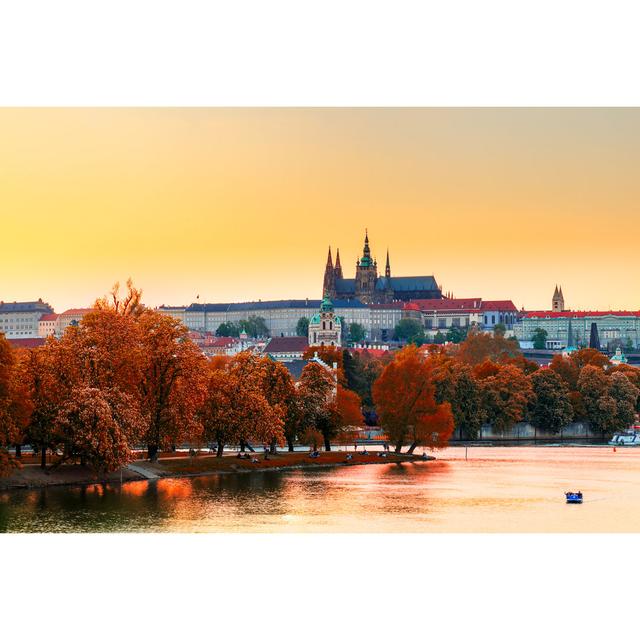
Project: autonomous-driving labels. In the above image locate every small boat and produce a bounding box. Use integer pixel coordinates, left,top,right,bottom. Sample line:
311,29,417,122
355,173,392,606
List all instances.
565,491,583,504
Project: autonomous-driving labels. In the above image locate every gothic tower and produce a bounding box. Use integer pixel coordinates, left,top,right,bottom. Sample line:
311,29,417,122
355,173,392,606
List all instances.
322,247,336,298
355,230,378,303
385,249,391,278
334,248,343,279
552,285,565,312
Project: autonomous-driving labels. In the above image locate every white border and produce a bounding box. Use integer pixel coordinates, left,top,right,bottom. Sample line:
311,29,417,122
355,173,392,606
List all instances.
2,1,640,638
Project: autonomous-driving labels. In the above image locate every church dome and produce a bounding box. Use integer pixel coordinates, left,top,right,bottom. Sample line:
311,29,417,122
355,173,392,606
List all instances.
320,296,334,312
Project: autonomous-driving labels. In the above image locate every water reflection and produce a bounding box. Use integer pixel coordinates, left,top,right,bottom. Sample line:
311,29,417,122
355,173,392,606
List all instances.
2,448,640,532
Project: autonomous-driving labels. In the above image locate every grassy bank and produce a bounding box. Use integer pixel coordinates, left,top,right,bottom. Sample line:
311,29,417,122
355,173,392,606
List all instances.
0,451,433,490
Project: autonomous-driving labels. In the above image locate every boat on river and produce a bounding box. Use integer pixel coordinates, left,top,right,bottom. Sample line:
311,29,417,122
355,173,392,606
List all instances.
565,491,583,504
608,429,640,446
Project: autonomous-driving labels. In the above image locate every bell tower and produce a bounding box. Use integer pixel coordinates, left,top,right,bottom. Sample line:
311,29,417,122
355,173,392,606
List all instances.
355,230,378,303
552,285,565,312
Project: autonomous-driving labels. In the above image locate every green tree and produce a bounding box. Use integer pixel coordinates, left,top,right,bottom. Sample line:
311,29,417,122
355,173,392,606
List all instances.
349,322,366,343
493,322,506,337
239,315,270,338
296,316,310,337
532,328,548,349
393,319,425,345
528,368,573,434
446,326,467,344
216,322,240,337
433,360,485,440
433,331,446,345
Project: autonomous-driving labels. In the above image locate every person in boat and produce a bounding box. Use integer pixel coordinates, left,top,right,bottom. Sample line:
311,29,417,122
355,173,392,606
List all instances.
422,452,428,460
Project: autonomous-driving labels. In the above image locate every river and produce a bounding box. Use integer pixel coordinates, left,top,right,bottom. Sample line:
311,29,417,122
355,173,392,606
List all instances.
1,446,639,532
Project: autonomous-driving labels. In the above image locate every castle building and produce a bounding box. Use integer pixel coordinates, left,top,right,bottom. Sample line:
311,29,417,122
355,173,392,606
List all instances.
308,297,342,347
322,231,442,304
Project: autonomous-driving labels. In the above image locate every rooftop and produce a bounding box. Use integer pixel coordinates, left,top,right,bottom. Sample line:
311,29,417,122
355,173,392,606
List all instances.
525,311,640,319
263,336,309,354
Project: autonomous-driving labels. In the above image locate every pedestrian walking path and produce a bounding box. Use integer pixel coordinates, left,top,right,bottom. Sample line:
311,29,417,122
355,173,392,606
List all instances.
126,463,159,479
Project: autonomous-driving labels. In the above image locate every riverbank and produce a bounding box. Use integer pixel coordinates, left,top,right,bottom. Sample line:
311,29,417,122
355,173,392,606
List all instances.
0,451,434,490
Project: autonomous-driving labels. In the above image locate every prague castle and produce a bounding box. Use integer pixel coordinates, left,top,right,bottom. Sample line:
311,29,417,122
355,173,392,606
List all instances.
322,231,442,304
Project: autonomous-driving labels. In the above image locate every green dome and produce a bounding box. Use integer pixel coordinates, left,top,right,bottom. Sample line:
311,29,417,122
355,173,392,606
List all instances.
310,313,321,324
320,296,334,312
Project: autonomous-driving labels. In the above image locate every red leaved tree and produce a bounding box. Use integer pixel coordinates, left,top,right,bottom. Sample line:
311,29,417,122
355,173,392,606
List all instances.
373,345,454,453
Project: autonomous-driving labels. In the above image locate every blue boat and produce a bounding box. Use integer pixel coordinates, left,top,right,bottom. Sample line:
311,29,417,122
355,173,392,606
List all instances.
565,491,583,504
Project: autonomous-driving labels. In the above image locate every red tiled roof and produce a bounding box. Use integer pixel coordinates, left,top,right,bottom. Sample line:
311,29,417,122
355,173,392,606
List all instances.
209,337,238,348
39,313,59,321
7,338,46,349
481,300,518,312
263,336,309,353
61,308,93,316
349,347,389,358
525,310,640,319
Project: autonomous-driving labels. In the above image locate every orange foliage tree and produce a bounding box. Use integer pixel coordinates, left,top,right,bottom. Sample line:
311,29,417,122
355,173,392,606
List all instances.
0,335,26,476
54,387,144,472
457,330,520,367
296,361,337,450
373,345,454,453
200,353,284,456
475,363,533,433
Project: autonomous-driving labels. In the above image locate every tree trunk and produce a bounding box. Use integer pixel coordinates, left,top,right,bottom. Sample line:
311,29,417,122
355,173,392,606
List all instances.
270,437,277,454
394,441,403,453
246,442,255,453
286,437,295,452
323,434,331,452
239,440,246,452
15,444,21,459
148,444,159,462
407,442,418,455
40,446,46,469
216,441,225,457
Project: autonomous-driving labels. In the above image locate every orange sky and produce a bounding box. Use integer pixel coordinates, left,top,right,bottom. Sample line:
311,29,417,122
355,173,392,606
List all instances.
1,108,639,312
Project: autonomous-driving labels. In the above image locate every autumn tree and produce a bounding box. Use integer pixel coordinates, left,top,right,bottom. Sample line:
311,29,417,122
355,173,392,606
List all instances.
475,362,533,433
373,345,454,453
571,348,610,371
201,354,284,455
0,335,25,476
528,368,573,434
136,312,207,460
297,362,336,450
258,357,296,453
458,330,521,367
54,387,144,472
577,365,616,436
94,278,144,317
608,364,640,410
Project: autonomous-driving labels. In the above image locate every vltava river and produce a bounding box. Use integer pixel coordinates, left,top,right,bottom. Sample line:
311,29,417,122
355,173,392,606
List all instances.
1,447,639,532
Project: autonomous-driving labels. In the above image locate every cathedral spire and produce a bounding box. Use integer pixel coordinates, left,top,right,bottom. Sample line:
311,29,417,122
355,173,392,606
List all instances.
334,248,343,279
326,246,333,268
385,249,391,278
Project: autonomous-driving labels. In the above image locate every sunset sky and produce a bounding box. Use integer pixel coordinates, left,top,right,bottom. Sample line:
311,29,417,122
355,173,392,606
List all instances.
1,108,639,313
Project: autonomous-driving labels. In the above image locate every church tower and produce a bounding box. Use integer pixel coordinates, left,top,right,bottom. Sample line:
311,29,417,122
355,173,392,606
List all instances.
355,230,378,303
385,249,391,278
322,247,336,298
552,285,565,312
